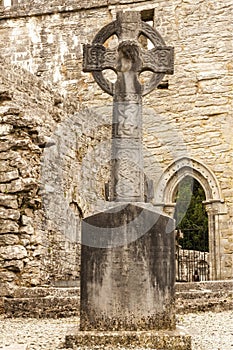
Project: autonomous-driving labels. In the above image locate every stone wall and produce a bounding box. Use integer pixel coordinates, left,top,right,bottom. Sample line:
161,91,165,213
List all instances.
0,55,69,290
0,55,112,291
0,0,232,283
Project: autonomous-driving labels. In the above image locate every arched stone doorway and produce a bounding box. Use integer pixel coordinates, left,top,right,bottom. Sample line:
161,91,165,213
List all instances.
153,157,227,280
174,176,209,282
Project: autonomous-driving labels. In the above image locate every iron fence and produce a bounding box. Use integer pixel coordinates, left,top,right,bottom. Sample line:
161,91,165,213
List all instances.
176,229,210,282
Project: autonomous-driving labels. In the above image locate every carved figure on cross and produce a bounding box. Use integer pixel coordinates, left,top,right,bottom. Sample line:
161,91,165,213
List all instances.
83,11,174,202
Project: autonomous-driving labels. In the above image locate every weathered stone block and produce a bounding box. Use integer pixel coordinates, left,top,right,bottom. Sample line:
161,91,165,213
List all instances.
0,169,19,183
0,245,27,260
0,234,19,245
3,294,79,318
81,203,175,331
3,259,24,272
65,328,191,350
21,215,33,226
0,140,12,152
0,194,18,209
19,224,34,235
0,207,20,220
0,271,16,282
0,179,24,193
0,220,19,233
0,124,13,135
0,161,11,173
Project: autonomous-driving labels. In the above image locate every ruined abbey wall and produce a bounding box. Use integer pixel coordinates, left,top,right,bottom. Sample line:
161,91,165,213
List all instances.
0,54,113,291
0,0,232,289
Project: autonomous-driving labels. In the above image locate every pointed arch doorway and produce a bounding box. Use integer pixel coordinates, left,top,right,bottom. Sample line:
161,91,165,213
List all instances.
154,157,227,280
174,176,209,282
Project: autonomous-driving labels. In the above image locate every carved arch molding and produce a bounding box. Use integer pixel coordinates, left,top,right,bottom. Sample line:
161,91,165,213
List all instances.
154,157,227,280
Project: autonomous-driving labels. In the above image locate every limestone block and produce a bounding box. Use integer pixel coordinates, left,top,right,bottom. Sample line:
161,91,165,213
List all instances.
0,177,38,195
0,161,11,173
223,242,233,254
212,164,225,172
0,207,20,220
32,248,42,257
0,124,13,135
0,234,20,245
29,231,43,245
197,71,225,81
0,245,27,260
21,273,41,287
0,169,19,182
0,281,17,297
222,254,233,268
0,106,20,116
21,215,33,226
0,89,12,102
0,179,24,193
0,194,18,209
19,225,34,235
0,271,16,282
3,259,24,272
30,277,41,286
0,220,19,233
0,151,15,161
0,140,11,153
9,155,27,171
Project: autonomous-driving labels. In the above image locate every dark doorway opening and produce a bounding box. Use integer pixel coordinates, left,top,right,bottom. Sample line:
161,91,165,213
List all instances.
174,176,209,282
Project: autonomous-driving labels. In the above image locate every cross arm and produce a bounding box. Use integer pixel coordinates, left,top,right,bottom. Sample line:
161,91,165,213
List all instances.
83,44,117,72
141,46,174,74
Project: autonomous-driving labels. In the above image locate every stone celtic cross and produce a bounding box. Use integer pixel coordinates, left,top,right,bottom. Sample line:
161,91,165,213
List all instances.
73,12,191,345
83,11,174,202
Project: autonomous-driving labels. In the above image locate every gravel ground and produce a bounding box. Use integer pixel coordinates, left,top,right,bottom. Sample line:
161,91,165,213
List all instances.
176,311,233,350
0,311,232,350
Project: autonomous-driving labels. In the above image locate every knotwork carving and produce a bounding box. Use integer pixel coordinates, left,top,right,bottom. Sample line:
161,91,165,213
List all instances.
113,148,143,198
83,44,106,71
113,103,141,138
141,21,165,47
142,48,174,73
93,20,118,45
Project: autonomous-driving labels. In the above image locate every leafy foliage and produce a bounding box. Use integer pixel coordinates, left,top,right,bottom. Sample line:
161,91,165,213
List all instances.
174,176,209,252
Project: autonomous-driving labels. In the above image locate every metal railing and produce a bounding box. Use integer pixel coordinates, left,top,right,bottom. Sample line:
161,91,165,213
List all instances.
176,229,210,282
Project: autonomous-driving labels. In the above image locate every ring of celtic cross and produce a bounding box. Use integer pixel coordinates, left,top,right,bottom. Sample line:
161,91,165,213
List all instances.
87,19,173,96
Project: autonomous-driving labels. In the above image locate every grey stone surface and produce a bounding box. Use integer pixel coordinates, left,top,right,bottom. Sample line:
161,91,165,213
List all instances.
65,328,191,349
81,203,175,331
83,11,173,202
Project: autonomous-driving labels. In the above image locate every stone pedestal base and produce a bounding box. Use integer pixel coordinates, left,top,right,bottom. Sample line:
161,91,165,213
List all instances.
65,327,192,349
81,203,176,331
